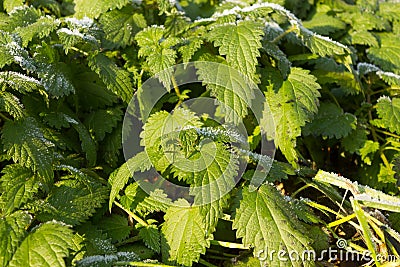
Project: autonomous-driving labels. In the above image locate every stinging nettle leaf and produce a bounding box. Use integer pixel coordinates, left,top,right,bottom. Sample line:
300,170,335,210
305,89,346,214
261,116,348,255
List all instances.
0,91,25,119
297,26,350,57
303,102,357,139
135,26,179,90
0,71,42,93
36,178,109,226
108,151,152,210
37,63,75,97
207,20,264,83
139,224,161,253
98,214,131,243
100,6,147,49
161,199,209,266
375,96,400,135
195,61,257,124
3,0,25,13
84,107,123,141
0,164,39,215
8,221,75,267
0,211,31,266
1,117,54,180
15,16,60,47
88,53,133,103
233,185,316,267
262,67,321,165
73,0,130,19
72,122,97,166
368,33,400,74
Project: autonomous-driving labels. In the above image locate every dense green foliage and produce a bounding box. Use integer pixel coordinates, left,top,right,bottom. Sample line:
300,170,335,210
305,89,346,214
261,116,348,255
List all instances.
1,0,400,266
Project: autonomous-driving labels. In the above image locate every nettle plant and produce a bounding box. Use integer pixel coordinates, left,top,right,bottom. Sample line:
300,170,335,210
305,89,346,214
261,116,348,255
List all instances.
1,0,400,266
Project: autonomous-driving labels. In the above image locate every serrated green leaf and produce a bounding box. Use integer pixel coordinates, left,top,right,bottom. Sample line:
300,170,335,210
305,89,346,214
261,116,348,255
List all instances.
350,31,379,47
178,37,203,63
98,214,131,242
102,125,122,167
0,211,31,267
341,126,368,154
0,6,40,31
359,140,380,165
297,26,350,57
74,70,118,110
8,221,74,267
184,142,239,233
88,53,133,103
0,164,39,214
84,107,123,141
136,26,179,90
76,252,139,267
161,199,209,266
100,6,146,49
303,102,357,139
72,122,97,166
195,61,256,123
3,0,25,13
0,39,37,71
303,13,346,35
378,163,396,184
262,67,321,165
375,96,400,135
1,117,54,180
37,179,109,226
122,183,172,215
76,222,117,256
368,33,400,74
263,43,291,79
207,20,264,83
233,185,315,267
358,62,400,86
109,151,152,210
139,225,160,253
73,0,129,19
0,71,42,93
140,108,202,148
57,27,99,52
37,63,75,97
379,2,400,22
0,92,25,119
16,16,59,47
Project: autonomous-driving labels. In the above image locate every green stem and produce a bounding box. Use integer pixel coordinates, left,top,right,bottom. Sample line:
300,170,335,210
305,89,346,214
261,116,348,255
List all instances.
324,88,341,108
210,240,249,249
291,184,312,198
271,25,296,44
70,46,89,57
114,201,149,227
114,262,176,267
198,258,218,267
375,129,400,139
171,75,184,107
384,146,400,152
306,201,362,231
